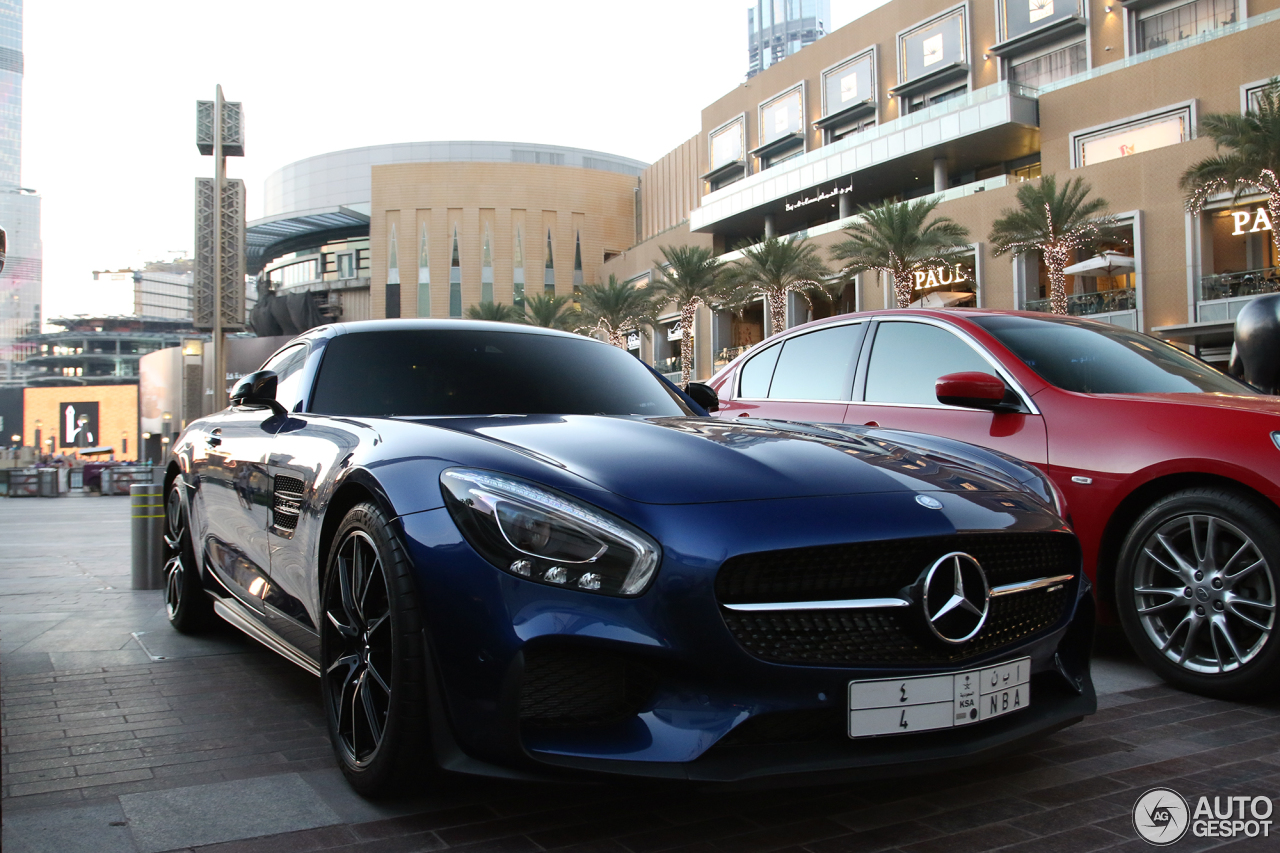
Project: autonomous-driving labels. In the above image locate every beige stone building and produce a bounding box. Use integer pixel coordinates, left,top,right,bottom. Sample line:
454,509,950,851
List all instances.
602,0,1280,379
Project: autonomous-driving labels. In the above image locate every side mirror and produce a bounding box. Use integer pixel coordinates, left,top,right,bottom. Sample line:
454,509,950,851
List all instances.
935,371,1018,412
685,382,720,413
229,370,288,417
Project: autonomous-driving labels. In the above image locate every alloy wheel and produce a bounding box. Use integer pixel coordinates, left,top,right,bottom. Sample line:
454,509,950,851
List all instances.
1133,513,1277,674
164,486,184,550
323,529,393,767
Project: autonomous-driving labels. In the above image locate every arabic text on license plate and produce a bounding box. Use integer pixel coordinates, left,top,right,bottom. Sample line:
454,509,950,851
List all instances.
847,657,1030,738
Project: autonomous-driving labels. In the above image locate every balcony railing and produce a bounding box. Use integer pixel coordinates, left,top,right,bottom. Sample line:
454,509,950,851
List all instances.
1198,267,1280,302
1025,288,1137,316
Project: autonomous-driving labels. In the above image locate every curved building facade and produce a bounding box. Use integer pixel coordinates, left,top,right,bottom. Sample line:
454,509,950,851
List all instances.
247,141,646,326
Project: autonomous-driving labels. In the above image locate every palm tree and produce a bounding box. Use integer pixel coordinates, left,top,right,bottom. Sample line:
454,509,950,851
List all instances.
650,245,727,385
521,293,579,331
829,199,971,309
465,301,526,323
722,236,832,338
988,175,1115,315
1181,78,1280,259
576,274,658,349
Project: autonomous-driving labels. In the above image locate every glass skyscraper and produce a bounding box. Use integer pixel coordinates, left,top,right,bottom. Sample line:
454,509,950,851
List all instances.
0,0,42,382
747,0,830,77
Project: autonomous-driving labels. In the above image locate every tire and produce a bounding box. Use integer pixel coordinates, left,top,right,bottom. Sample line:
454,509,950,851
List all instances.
163,481,214,633
1116,487,1280,699
320,502,433,796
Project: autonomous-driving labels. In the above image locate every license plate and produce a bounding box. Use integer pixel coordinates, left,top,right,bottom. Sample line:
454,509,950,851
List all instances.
848,657,1030,738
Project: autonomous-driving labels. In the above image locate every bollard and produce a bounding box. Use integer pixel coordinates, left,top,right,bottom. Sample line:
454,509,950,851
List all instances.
131,483,166,590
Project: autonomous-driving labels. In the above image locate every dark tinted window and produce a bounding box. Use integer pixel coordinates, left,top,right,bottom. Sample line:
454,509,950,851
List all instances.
969,315,1254,395
738,342,782,398
310,329,693,417
768,323,862,400
262,344,309,412
864,322,993,404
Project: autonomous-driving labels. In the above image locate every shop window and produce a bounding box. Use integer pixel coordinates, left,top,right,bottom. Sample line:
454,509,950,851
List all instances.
417,222,430,317
449,226,461,318
1008,41,1085,89
1243,79,1278,113
1135,0,1237,54
544,229,555,295
481,224,494,304
906,85,967,114
1011,161,1042,182
1026,221,1137,316
752,86,806,169
1202,203,1279,302
1071,105,1192,167
910,253,978,308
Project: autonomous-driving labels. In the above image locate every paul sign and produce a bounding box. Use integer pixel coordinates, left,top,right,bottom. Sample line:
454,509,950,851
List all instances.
1231,206,1274,235
914,262,970,290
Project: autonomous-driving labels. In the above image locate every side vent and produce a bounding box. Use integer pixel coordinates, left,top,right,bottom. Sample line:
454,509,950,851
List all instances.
272,476,305,534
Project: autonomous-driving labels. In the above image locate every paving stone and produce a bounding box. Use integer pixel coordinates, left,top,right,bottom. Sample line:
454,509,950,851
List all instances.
0,799,137,853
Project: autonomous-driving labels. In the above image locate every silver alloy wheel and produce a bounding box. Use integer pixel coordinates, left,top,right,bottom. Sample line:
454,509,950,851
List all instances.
323,529,393,767
1133,513,1277,674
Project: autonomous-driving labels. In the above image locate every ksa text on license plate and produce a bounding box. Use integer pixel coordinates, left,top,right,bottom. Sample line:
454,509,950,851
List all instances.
847,657,1030,738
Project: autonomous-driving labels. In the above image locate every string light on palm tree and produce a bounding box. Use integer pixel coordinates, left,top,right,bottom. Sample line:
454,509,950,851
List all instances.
650,245,728,386
1181,78,1280,261
722,236,832,338
576,275,658,350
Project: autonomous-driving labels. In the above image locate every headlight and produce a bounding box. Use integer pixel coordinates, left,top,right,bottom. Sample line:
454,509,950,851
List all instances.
440,469,661,596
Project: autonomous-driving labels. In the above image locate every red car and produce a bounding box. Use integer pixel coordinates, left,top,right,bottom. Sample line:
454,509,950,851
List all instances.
707,308,1280,699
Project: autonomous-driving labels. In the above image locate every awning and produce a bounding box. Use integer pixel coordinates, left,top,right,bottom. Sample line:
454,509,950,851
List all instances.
911,290,975,308
1064,252,1135,277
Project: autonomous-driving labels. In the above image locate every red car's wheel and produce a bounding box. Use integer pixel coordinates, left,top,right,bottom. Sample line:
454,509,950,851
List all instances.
1117,488,1280,699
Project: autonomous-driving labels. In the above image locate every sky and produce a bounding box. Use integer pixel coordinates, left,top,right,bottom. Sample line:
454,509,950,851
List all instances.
24,0,885,323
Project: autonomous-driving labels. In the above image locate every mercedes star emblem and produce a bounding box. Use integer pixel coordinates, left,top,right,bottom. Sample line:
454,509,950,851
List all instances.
921,552,990,644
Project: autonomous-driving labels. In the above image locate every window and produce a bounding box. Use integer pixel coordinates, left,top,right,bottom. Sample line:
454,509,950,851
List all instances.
710,119,744,170
1008,41,1085,89
1135,0,1237,54
336,252,356,280
481,224,494,304
513,226,525,309
309,330,693,418
999,0,1082,42
863,322,992,405
760,87,803,147
767,324,863,400
418,222,430,317
449,227,462,318
819,51,876,143
572,231,583,303
906,85,967,113
262,344,309,412
1072,105,1192,167
899,9,967,84
386,221,401,319
544,229,555,295
738,341,783,398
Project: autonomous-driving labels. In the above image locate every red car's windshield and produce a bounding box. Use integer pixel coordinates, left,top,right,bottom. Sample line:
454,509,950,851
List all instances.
969,315,1255,395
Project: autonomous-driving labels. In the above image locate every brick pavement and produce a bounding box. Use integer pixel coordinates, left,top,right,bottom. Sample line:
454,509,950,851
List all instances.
3,496,1278,852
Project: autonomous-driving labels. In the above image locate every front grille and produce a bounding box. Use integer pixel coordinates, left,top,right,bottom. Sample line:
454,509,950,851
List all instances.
272,476,304,532
716,532,1078,604
722,585,1072,667
519,646,655,729
716,533,1078,668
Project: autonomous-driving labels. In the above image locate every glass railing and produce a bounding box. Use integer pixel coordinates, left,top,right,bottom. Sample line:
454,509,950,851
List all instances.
1198,266,1280,302
1024,288,1137,316
699,81,1039,208
1037,8,1280,96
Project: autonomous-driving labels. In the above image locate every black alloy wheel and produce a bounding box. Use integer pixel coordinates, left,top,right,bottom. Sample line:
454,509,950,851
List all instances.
320,502,433,796
163,480,213,633
1117,487,1280,699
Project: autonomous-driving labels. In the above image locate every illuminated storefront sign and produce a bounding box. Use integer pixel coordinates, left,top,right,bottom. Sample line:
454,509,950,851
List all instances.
900,10,966,83
1231,207,1274,235
914,263,970,290
785,185,852,212
760,88,803,146
1074,109,1188,166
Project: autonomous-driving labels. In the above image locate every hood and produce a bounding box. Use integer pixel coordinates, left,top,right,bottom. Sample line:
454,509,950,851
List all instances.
418,415,1033,505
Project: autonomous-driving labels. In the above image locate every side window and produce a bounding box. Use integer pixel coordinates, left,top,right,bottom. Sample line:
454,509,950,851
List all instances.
863,322,993,405
262,344,309,412
738,342,782,398
767,323,863,400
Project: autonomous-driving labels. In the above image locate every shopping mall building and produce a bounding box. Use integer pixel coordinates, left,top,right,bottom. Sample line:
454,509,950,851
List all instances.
260,0,1280,380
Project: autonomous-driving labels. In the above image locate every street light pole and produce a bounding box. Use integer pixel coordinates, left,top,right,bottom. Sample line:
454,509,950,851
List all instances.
213,85,226,410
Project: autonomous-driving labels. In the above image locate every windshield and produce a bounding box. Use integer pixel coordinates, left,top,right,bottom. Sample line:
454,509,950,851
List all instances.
969,315,1255,395
309,328,694,417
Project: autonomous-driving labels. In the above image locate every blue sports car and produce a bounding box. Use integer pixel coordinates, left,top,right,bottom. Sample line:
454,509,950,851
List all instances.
163,320,1095,795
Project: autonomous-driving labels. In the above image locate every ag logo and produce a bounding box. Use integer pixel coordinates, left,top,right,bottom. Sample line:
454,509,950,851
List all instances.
1133,787,1190,845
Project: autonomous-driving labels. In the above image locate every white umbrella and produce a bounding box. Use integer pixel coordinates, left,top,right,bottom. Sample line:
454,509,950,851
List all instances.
1064,251,1135,277
911,290,974,308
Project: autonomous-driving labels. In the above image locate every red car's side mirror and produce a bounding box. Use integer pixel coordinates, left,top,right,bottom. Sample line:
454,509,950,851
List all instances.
936,372,1015,411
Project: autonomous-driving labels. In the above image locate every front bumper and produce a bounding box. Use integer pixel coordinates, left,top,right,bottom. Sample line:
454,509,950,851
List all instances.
397,488,1096,784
